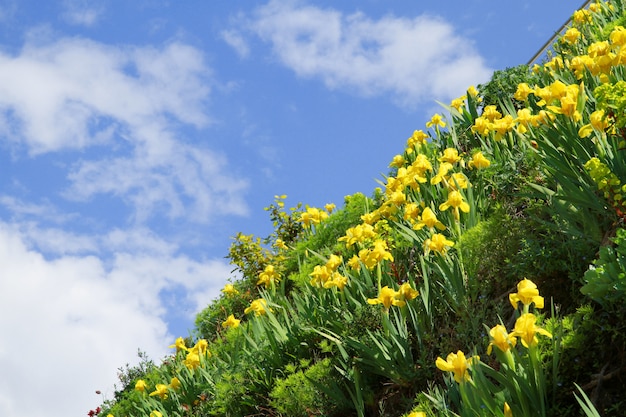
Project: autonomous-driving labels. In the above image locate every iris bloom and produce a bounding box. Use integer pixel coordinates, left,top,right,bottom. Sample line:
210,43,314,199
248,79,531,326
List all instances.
189,339,209,356
300,207,329,227
424,233,454,255
257,264,280,288
244,298,270,316
511,313,552,348
323,272,348,290
149,384,168,399
135,379,148,392
426,113,446,128
468,152,491,169
221,284,239,296
367,286,405,310
509,278,544,310
407,129,429,148
150,412,163,417
414,207,446,231
436,350,477,383
397,282,419,301
504,402,513,417
184,352,201,370
439,148,462,164
222,314,241,329
169,337,188,352
439,190,470,220
487,324,517,354
310,265,331,286
169,377,182,391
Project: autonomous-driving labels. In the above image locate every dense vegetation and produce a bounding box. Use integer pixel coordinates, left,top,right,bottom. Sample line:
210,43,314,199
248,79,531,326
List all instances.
97,2,626,416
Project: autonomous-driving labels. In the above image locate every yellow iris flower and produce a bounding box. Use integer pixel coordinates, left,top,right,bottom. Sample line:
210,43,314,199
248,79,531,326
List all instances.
367,286,405,310
511,313,552,348
222,314,241,329
487,324,517,354
435,350,477,383
509,278,544,309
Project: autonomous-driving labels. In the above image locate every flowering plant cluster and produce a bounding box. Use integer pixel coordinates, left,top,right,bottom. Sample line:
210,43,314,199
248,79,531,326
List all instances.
97,2,626,416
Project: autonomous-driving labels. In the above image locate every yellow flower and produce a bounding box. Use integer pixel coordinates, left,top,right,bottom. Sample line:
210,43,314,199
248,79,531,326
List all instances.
369,239,394,264
300,206,329,227
149,384,168,400
468,151,491,169
439,190,470,220
504,402,513,417
439,148,462,164
471,116,491,136
407,412,427,417
275,238,288,250
407,130,429,148
398,282,419,301
323,272,348,290
509,278,544,309
450,95,466,111
590,109,609,131
134,379,148,392
325,203,336,213
424,233,454,255
403,202,420,222
414,207,446,231
367,286,405,310
189,339,210,356
562,27,581,44
482,105,502,121
221,283,239,296
435,350,476,383
448,172,469,190
222,314,241,329
430,162,453,185
310,265,332,287
511,313,552,348
150,411,163,417
169,377,182,391
426,113,446,128
514,83,533,101
245,298,270,316
184,351,201,370
347,254,361,271
168,336,188,352
487,324,517,354
257,264,280,288
338,223,376,248
389,154,406,168
326,254,343,271
467,85,479,97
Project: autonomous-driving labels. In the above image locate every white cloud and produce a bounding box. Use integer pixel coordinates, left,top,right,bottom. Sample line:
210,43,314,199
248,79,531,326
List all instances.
221,29,251,58
61,0,106,26
246,0,493,106
0,221,231,417
0,36,249,223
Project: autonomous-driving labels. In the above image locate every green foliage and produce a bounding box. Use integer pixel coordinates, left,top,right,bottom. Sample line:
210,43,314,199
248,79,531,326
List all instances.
582,227,626,309
478,65,540,111
269,358,336,416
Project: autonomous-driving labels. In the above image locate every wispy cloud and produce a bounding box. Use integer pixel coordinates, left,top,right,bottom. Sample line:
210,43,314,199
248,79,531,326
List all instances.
61,0,106,26
240,0,493,106
221,29,250,58
0,36,249,223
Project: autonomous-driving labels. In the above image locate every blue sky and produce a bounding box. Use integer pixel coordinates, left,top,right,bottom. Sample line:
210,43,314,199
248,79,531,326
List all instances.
0,1,579,416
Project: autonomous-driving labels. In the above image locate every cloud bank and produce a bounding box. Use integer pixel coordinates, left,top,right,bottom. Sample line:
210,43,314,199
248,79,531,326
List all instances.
235,0,492,106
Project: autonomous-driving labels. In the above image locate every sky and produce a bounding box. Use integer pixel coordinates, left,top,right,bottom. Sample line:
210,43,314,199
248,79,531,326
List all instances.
0,1,581,416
